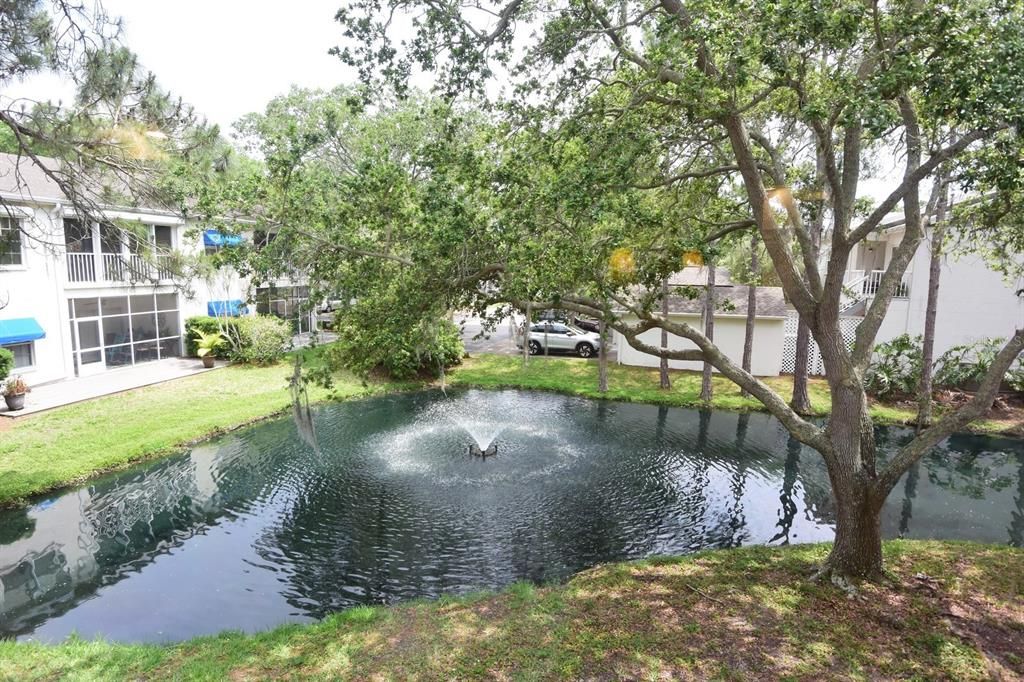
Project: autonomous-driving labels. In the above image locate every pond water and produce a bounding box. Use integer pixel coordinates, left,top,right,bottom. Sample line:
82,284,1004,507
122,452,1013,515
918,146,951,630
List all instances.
1,389,1021,643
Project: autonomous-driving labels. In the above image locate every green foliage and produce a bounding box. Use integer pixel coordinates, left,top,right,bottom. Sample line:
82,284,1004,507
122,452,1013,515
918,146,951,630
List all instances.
191,330,226,358
329,306,464,380
184,316,240,357
865,335,924,400
0,348,13,381
935,338,1024,391
228,316,292,365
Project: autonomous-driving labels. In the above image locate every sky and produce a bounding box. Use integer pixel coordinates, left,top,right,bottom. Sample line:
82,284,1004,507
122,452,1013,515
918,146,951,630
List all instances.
7,1,361,136
2,1,901,201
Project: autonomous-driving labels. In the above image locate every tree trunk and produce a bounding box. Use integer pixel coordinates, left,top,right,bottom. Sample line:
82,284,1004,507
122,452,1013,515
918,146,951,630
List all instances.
917,185,949,430
521,302,531,368
659,277,671,389
741,233,758,396
791,318,813,414
598,318,608,393
700,262,716,402
826,480,884,579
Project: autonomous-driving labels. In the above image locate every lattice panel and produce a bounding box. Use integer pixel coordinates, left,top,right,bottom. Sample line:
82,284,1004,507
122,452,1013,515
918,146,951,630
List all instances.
781,313,858,377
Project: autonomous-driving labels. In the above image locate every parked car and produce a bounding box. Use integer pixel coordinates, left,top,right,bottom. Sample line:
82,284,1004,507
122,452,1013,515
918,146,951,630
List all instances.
571,316,601,333
516,322,602,358
535,310,601,334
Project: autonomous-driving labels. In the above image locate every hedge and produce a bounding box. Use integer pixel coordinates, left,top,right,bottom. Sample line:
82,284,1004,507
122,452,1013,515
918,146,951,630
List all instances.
183,316,241,358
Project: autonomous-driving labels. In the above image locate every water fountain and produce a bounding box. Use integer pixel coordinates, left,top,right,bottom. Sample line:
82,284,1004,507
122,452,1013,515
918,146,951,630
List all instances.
468,442,498,458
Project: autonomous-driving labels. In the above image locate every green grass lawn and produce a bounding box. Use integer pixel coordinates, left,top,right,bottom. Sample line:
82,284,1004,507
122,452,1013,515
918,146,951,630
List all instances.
0,347,405,507
1,541,1020,680
449,354,1020,435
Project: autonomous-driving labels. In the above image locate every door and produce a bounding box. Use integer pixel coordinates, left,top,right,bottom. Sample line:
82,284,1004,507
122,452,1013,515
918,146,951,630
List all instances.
546,323,571,350
74,318,106,376
858,240,886,272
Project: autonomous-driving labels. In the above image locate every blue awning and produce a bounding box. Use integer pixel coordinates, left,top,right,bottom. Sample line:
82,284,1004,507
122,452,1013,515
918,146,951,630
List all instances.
207,300,247,317
0,318,45,345
202,229,245,247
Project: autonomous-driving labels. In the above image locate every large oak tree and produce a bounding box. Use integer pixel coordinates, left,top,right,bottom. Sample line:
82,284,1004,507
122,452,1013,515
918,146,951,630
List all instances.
327,0,1024,582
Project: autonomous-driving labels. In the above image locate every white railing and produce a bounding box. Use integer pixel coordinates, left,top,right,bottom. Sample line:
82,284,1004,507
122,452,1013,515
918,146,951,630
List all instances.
65,251,176,284
66,252,97,283
841,269,910,311
862,269,910,298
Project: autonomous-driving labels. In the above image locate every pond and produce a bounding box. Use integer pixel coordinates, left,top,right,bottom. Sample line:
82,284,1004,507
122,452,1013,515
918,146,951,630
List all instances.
1,389,1021,643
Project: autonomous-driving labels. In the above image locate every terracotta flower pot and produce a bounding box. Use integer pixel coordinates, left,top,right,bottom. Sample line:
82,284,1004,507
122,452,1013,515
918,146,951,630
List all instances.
202,355,216,369
4,393,25,411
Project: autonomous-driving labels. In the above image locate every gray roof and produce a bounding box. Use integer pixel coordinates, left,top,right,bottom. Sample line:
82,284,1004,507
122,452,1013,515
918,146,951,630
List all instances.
663,284,788,318
0,152,65,202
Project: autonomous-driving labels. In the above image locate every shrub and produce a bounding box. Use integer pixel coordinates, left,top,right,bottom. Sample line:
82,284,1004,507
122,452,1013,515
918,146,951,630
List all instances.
864,334,923,400
192,330,226,358
329,311,463,380
184,316,240,357
935,337,1024,392
0,348,13,381
228,315,292,365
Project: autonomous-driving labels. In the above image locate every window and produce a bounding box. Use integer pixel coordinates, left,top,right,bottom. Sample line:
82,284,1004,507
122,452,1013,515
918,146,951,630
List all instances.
2,342,33,369
0,217,23,266
99,223,122,255
67,293,182,372
153,225,173,250
63,219,93,253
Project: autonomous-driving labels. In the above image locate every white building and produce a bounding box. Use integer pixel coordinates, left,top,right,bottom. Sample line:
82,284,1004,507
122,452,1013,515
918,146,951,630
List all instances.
845,223,1024,348
0,153,312,386
614,267,789,376
616,223,1024,378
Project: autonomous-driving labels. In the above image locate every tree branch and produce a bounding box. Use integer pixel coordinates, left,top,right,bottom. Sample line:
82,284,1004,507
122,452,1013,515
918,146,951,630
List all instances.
875,329,1024,495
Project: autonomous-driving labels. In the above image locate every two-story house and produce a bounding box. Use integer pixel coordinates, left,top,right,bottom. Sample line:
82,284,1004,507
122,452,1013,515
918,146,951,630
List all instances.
778,218,1024,375
0,152,311,386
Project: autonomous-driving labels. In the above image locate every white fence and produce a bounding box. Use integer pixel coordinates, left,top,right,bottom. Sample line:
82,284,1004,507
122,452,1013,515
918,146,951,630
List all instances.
780,313,859,376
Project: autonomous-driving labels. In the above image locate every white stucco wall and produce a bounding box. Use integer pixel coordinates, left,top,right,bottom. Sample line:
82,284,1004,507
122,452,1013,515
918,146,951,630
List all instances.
866,228,1024,354
615,313,786,376
0,202,254,385
0,204,72,384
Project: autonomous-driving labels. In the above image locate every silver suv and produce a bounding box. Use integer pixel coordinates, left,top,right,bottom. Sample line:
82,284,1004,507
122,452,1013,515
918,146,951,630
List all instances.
516,322,602,358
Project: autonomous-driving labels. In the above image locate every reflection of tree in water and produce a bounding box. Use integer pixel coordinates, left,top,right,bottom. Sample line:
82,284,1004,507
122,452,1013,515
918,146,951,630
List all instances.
725,413,750,548
1010,454,1024,547
883,428,1024,546
921,433,1016,500
0,507,35,545
899,460,920,537
768,436,802,545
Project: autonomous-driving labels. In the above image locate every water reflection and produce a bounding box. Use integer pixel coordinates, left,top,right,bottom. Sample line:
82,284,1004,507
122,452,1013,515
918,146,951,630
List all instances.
0,389,1020,643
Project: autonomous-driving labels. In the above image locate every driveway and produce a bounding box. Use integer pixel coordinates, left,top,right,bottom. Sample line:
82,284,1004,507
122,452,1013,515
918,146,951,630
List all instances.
456,313,521,355
455,312,616,359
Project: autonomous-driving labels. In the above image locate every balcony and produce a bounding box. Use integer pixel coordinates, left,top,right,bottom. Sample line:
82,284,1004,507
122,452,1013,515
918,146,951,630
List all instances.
840,269,911,313
66,252,176,285
848,269,910,298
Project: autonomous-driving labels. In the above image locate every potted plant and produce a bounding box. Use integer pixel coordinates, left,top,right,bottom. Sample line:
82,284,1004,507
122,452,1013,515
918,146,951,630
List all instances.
2,375,29,411
193,330,226,368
